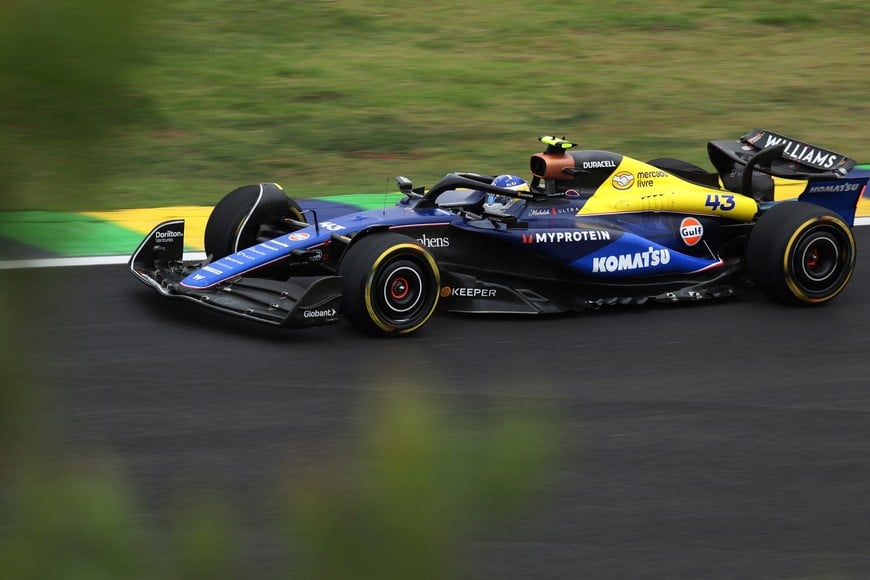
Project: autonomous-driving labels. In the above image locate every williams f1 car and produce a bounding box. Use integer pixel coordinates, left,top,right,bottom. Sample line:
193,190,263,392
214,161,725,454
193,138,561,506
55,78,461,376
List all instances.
130,129,868,336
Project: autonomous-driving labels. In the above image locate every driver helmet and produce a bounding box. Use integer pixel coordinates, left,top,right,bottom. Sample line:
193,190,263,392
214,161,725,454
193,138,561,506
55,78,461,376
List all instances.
486,174,529,207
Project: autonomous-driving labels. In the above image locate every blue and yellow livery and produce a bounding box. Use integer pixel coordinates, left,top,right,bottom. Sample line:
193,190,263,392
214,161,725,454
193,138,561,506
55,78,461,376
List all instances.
130,130,867,336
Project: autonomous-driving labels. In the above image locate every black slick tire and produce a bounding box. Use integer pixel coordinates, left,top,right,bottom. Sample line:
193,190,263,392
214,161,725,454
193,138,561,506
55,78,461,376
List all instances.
204,183,304,259
339,232,440,336
746,201,856,304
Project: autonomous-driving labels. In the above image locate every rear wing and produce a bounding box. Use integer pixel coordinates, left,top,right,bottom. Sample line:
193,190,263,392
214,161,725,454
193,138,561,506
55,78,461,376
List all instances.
708,130,866,224
741,129,853,172
708,129,856,183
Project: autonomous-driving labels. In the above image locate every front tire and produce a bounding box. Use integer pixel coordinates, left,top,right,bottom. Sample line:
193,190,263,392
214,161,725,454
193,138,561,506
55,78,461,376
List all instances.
746,201,856,304
339,232,441,336
204,183,304,260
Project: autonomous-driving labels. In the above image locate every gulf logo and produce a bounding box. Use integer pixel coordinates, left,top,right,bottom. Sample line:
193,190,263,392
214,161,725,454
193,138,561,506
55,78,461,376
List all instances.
679,217,703,246
289,232,310,241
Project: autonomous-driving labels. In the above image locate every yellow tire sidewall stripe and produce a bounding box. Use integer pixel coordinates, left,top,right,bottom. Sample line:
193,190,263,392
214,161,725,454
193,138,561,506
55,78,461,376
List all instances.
783,215,855,303
364,243,440,334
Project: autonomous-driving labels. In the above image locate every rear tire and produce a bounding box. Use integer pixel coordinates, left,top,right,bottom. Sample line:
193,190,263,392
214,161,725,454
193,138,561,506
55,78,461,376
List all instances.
204,183,304,259
339,232,440,336
746,201,855,304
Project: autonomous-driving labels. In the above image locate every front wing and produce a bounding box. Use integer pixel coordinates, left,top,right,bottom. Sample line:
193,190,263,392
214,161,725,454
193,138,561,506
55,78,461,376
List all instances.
129,220,342,328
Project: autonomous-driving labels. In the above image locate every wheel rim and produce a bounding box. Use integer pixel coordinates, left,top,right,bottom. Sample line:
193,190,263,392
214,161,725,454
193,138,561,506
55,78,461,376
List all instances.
799,235,838,282
787,221,854,300
378,263,424,315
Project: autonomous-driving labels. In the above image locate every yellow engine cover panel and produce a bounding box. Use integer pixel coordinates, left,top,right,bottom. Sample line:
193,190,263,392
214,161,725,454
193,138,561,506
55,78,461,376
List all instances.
577,158,758,222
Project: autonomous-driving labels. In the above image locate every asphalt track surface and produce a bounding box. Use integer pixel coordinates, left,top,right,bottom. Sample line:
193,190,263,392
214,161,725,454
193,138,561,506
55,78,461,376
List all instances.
9,228,870,579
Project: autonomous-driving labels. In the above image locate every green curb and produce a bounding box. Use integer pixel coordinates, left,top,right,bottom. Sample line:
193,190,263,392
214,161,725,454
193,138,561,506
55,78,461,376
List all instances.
0,211,144,257
310,193,403,210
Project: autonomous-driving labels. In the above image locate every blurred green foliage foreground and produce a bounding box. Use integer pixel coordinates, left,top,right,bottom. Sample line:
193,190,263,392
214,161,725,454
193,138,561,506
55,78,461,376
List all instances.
1,380,555,579
0,3,556,577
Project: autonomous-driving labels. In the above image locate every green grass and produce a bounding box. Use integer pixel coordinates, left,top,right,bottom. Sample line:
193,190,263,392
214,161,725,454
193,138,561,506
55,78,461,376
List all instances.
1,0,868,211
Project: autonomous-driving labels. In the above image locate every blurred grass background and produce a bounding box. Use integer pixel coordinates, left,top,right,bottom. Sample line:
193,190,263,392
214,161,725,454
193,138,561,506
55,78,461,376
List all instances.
0,0,866,212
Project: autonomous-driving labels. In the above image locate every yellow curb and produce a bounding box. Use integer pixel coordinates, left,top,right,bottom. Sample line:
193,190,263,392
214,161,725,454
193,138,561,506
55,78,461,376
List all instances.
83,206,211,250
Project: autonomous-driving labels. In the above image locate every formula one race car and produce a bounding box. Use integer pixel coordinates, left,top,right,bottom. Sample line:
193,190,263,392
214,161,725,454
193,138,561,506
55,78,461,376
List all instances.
130,129,868,336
